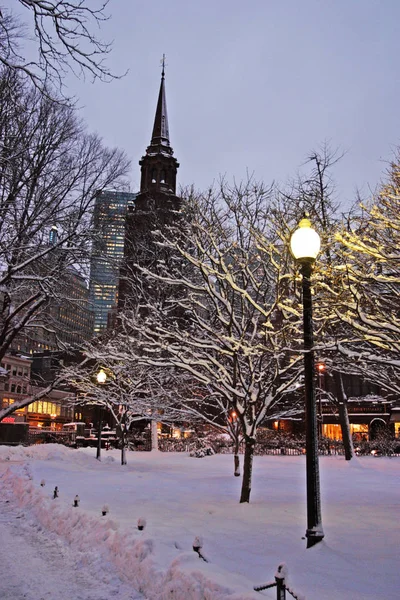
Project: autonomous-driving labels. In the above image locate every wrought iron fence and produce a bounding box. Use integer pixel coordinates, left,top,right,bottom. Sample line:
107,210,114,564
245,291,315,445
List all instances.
158,436,346,456
28,428,69,446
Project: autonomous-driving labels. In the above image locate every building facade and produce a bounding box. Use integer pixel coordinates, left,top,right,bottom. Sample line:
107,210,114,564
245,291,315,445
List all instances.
89,190,136,334
271,366,400,441
0,353,74,430
11,267,94,354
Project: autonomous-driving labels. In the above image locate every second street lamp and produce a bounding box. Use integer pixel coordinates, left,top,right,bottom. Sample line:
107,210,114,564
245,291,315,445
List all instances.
96,369,107,461
290,216,325,548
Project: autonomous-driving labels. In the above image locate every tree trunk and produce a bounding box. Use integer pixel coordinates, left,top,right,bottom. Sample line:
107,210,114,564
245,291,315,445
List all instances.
96,409,102,461
234,453,240,477
334,371,354,461
338,401,354,460
234,437,240,476
121,430,127,466
151,420,159,451
240,437,255,503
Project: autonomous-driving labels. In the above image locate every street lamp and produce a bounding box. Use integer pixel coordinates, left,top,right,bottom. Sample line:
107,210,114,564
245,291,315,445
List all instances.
96,369,107,460
290,216,324,548
97,369,107,384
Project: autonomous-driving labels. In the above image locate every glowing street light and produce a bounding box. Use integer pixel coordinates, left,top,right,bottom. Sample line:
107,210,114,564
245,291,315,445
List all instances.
96,368,107,460
290,216,324,548
96,369,107,384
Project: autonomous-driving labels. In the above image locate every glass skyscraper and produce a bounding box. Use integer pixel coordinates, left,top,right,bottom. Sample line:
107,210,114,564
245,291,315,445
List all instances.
89,190,136,334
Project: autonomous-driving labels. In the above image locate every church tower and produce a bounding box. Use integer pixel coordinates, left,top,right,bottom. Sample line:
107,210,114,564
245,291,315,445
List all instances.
138,58,179,200
117,59,182,312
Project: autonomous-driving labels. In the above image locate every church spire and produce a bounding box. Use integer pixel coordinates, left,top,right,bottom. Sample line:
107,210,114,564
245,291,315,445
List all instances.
139,55,179,195
150,54,170,149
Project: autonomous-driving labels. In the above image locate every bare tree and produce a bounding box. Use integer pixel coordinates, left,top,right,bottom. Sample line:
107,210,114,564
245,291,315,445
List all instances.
61,345,197,464
176,382,244,477
0,1,122,99
332,152,400,399
117,178,304,503
287,146,400,455
0,69,130,422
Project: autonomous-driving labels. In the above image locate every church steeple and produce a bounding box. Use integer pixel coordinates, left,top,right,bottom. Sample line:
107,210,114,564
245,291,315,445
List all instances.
150,58,170,150
117,58,183,313
139,55,179,196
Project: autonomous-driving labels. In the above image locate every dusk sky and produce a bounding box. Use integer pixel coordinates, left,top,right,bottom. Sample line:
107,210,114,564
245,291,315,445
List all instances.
15,1,400,209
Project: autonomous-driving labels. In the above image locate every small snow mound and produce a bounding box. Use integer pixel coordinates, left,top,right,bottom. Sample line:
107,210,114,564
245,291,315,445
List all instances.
103,455,115,463
189,447,215,458
0,443,95,465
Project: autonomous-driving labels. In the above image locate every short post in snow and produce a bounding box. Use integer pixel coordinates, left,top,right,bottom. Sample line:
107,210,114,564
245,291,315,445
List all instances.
254,563,304,599
275,564,286,600
193,536,208,562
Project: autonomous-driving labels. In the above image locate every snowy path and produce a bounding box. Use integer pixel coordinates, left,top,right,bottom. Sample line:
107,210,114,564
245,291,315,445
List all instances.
0,496,145,600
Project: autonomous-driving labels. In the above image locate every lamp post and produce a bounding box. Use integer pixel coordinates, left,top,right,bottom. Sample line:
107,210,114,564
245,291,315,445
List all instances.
290,216,324,548
96,369,107,460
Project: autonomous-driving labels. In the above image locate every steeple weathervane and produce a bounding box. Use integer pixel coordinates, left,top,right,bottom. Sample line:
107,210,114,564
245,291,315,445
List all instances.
161,53,166,78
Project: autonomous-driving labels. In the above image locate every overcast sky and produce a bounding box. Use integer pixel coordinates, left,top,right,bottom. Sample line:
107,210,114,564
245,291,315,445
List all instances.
15,0,400,209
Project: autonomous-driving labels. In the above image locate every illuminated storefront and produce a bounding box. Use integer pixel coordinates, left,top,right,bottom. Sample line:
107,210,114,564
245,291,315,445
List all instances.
0,354,74,429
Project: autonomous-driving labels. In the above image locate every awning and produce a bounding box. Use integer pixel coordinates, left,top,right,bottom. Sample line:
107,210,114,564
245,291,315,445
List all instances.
323,414,390,425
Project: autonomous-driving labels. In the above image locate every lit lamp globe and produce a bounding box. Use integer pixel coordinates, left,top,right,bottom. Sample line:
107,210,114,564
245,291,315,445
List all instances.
97,369,107,384
290,217,321,263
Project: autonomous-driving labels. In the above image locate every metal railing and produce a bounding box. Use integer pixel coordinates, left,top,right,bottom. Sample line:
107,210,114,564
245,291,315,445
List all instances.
254,563,304,600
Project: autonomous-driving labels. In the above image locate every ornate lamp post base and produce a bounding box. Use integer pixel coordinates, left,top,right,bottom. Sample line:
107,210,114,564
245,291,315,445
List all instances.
306,527,325,548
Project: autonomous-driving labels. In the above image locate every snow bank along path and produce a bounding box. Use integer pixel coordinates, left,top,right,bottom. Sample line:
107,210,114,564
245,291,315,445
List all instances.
0,488,143,600
0,445,260,600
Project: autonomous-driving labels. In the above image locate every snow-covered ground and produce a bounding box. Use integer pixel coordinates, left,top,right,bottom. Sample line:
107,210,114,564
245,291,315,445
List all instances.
0,445,399,600
0,489,143,600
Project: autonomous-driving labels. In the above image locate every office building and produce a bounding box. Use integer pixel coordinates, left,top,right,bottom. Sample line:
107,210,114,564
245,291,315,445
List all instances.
89,190,136,334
